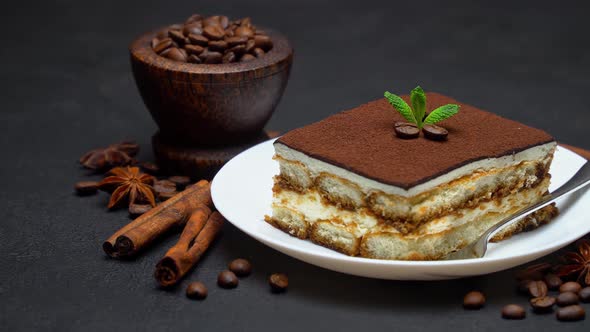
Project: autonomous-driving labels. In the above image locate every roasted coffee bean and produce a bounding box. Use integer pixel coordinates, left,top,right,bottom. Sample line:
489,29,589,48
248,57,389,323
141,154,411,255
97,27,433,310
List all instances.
202,51,223,64
139,161,160,175
394,122,420,139
579,287,590,303
235,26,254,38
253,47,265,58
422,125,448,141
208,40,228,52
168,176,191,190
158,191,176,201
528,280,548,298
222,51,236,63
186,281,208,300
185,14,203,24
226,36,248,47
203,16,221,27
245,39,256,53
530,296,556,313
240,17,252,27
269,273,288,293
156,29,169,39
228,258,252,277
203,25,225,40
502,304,526,319
560,281,582,293
229,44,246,56
544,273,563,290
153,38,173,54
557,292,580,307
253,34,273,51
154,180,177,194
188,54,202,64
151,37,160,48
179,48,188,59
168,23,183,31
218,270,239,288
161,47,187,62
75,181,98,196
183,23,203,36
168,29,187,45
240,54,256,62
463,291,485,309
219,16,229,29
556,305,585,321
128,203,152,218
224,29,234,37
188,33,209,46
185,44,205,55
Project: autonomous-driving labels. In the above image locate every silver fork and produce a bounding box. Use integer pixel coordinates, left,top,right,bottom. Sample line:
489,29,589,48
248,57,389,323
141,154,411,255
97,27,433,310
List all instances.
444,161,590,260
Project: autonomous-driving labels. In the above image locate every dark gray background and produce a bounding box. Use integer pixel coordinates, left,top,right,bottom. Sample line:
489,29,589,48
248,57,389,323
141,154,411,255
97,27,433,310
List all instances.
1,0,589,331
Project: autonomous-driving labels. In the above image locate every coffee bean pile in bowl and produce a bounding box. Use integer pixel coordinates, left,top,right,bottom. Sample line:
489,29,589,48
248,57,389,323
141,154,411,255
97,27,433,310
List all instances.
151,14,274,64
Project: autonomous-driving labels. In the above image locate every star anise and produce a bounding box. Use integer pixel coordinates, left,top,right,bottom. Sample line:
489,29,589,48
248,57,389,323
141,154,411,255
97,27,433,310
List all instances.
555,240,590,285
79,141,139,172
98,166,156,209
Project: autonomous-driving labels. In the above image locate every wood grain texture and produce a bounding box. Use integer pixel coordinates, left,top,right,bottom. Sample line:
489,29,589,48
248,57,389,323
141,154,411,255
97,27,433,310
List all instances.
130,28,293,147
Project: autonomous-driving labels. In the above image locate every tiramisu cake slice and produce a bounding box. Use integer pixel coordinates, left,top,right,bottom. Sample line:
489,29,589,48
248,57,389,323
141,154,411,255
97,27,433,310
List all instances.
266,92,558,260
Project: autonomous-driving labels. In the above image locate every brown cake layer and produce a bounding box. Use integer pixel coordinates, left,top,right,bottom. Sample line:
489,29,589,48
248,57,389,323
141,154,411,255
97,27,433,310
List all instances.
277,93,554,189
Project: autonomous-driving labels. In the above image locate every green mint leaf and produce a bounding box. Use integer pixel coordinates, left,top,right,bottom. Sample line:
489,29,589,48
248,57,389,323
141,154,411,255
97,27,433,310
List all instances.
424,104,460,125
410,86,426,128
384,91,417,124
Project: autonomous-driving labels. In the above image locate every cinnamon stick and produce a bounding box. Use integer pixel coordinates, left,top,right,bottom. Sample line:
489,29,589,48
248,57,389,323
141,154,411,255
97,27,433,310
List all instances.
154,210,225,287
103,180,213,258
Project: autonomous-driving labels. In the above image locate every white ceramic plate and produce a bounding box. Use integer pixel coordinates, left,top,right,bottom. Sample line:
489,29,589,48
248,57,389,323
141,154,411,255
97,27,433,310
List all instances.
212,139,589,280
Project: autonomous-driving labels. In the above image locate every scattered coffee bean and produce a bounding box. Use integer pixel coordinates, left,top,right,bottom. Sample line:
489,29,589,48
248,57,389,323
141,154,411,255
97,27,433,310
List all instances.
188,33,209,46
157,191,177,201
463,291,485,309
186,281,208,300
557,292,580,307
422,125,448,141
128,203,152,218
241,54,256,62
502,304,526,319
544,273,563,290
579,287,590,303
528,280,548,298
218,270,239,289
154,180,177,194
152,14,273,64
228,258,252,277
556,305,585,321
74,181,99,196
269,273,288,293
394,122,420,139
161,47,187,62
139,161,160,175
167,176,191,190
253,48,265,58
560,281,582,293
530,296,556,313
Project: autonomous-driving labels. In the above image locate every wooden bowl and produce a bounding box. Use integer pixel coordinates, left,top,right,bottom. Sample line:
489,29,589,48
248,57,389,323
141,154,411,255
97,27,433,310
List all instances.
130,28,293,147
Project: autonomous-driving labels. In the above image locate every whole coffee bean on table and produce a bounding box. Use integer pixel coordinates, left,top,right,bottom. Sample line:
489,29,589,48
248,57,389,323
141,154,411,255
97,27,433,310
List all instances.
560,281,582,293
128,203,152,218
186,281,208,300
528,280,548,298
168,175,191,190
269,273,288,293
556,305,585,321
579,287,590,303
530,296,556,313
557,292,580,307
463,291,485,309
502,304,526,319
74,181,98,196
154,179,177,194
218,270,239,289
544,273,563,290
228,258,252,277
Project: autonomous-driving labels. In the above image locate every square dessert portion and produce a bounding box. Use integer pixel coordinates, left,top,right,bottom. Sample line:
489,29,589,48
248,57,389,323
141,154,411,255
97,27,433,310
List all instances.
266,93,558,260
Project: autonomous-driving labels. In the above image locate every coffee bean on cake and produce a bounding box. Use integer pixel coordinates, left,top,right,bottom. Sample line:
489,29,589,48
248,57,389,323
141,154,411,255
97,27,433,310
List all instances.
151,13,274,63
